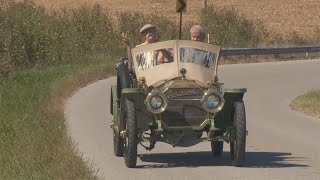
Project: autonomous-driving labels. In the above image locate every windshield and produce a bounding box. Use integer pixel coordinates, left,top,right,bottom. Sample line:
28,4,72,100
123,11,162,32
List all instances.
179,47,216,68
136,48,174,70
131,40,220,86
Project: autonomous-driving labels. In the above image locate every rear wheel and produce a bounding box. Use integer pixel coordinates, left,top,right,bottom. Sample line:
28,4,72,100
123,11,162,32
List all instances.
124,99,138,168
113,60,129,157
110,88,113,115
230,101,246,167
117,60,129,99
112,87,124,157
211,131,224,157
113,129,124,157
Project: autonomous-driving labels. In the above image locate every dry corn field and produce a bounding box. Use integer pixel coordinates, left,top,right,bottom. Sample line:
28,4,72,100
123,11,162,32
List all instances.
33,0,320,37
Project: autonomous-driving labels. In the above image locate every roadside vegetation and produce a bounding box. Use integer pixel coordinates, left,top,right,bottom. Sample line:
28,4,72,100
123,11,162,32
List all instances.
0,63,113,179
290,90,320,119
0,1,120,178
0,0,319,178
0,1,120,75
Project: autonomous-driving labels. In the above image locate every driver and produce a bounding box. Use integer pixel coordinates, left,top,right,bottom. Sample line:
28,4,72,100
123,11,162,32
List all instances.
180,25,215,68
137,24,157,47
136,24,172,70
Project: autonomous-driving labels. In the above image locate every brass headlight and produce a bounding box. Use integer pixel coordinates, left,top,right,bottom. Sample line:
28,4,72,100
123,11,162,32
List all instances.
202,89,224,113
145,90,168,114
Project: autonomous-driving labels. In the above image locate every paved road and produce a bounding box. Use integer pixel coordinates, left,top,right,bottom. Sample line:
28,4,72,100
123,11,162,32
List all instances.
65,59,320,180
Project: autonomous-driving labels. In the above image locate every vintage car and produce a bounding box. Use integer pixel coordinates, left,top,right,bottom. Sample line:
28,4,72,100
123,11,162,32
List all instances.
110,40,247,168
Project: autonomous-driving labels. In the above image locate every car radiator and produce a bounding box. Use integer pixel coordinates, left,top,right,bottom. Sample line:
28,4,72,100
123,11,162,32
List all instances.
162,88,207,127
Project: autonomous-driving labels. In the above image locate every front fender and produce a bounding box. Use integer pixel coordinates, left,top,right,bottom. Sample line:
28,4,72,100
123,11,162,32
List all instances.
119,88,152,132
215,88,247,130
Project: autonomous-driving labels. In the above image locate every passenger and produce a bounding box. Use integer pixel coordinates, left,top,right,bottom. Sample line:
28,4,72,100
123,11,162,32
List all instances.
180,25,215,68
190,24,206,42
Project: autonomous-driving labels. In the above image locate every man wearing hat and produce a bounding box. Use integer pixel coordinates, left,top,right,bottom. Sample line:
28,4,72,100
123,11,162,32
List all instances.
136,24,172,69
122,24,172,70
121,24,157,47
121,24,158,70
137,24,157,47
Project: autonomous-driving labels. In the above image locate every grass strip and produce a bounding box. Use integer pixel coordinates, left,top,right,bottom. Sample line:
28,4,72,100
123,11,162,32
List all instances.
290,90,320,119
0,58,115,179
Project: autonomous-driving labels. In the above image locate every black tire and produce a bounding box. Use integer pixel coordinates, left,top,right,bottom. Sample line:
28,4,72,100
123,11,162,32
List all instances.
112,86,124,156
116,61,129,99
211,131,224,157
112,61,129,157
211,141,223,157
230,101,246,167
113,129,124,157
116,73,121,99
124,99,138,168
118,61,129,90
110,88,113,115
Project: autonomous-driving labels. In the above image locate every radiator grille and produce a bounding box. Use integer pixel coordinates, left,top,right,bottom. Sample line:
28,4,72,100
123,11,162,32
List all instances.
162,88,207,127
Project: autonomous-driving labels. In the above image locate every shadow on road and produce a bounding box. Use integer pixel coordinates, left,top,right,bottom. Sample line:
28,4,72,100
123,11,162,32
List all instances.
138,151,309,169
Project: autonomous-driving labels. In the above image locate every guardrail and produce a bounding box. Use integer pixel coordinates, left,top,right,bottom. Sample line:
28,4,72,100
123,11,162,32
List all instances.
220,46,320,57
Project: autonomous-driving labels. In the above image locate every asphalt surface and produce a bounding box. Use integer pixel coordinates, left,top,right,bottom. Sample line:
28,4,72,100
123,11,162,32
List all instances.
65,59,320,180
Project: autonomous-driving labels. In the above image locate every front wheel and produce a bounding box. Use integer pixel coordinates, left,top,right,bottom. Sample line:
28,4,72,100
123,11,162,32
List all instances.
124,99,138,168
230,101,246,167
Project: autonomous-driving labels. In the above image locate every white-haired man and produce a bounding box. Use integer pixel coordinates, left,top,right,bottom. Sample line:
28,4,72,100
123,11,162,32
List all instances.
180,25,215,68
190,25,206,42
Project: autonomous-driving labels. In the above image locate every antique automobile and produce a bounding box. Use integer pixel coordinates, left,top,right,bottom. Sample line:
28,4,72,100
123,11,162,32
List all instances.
109,40,247,168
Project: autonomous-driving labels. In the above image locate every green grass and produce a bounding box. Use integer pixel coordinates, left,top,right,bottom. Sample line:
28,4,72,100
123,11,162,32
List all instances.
0,1,120,75
0,55,117,179
290,90,320,118
201,7,266,47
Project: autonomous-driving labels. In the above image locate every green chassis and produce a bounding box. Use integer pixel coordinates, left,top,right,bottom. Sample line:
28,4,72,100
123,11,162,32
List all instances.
110,83,246,147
